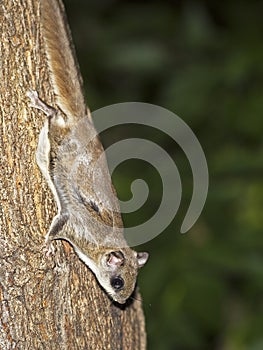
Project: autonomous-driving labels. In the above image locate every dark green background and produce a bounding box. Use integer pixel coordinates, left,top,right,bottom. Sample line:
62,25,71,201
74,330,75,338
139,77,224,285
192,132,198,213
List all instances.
64,1,263,349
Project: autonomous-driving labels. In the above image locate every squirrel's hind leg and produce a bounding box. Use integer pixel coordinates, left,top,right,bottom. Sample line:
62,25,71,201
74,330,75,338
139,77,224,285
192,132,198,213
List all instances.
27,90,62,213
27,90,56,117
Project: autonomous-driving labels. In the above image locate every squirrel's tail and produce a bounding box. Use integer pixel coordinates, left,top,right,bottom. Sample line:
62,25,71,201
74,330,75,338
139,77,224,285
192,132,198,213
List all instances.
40,0,87,119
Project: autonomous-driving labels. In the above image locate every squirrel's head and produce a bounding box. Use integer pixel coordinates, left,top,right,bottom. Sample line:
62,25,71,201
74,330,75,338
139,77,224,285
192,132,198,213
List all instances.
96,248,149,304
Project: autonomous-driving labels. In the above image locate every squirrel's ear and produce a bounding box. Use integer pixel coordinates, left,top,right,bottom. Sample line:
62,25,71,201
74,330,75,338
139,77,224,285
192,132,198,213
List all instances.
106,251,124,268
137,252,149,267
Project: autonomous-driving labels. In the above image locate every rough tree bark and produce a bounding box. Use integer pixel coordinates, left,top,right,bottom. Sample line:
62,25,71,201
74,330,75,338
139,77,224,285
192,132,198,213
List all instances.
0,0,147,349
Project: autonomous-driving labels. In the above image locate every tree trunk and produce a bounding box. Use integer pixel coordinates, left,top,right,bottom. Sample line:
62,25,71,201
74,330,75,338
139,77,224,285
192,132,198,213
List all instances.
0,0,147,349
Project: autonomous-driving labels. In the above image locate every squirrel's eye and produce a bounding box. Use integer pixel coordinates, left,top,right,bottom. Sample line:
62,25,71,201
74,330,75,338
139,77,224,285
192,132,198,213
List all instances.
110,276,124,290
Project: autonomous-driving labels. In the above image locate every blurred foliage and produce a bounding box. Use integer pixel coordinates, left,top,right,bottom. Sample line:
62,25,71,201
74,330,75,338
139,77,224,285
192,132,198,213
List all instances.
64,0,263,349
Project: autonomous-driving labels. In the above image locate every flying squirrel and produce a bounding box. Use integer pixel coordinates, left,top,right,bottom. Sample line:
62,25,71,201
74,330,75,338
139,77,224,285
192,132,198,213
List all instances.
27,0,148,304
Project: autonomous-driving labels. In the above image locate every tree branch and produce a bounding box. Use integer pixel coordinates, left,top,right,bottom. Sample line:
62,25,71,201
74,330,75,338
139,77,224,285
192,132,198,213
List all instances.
0,0,147,348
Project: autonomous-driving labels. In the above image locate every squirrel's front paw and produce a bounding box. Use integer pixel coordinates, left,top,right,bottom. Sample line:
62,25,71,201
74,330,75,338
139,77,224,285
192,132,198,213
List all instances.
42,240,56,259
